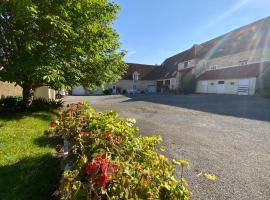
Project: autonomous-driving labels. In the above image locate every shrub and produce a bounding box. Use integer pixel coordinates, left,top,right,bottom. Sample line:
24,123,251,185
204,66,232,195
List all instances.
31,98,63,111
47,102,191,199
0,96,63,113
0,96,23,112
103,88,113,95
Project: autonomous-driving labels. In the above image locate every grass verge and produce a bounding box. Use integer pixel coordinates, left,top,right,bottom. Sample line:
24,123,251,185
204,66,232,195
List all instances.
0,111,62,200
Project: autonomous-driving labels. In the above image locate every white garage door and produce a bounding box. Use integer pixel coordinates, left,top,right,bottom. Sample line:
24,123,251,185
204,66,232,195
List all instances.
217,81,225,94
238,79,249,95
201,81,208,93
72,86,86,95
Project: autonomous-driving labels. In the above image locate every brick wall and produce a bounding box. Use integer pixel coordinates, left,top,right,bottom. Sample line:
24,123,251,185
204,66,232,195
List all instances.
0,81,22,99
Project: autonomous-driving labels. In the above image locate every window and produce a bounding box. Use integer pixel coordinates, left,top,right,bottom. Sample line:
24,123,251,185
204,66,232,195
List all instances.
231,82,234,85
210,82,214,85
133,72,139,81
218,81,225,84
239,60,248,66
165,80,170,86
165,72,170,77
210,65,217,70
184,61,189,68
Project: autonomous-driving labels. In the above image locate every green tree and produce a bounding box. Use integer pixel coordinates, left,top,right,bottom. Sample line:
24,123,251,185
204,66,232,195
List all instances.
0,0,127,106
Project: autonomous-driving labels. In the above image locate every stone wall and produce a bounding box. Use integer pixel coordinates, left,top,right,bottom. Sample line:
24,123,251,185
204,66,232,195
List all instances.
0,81,22,99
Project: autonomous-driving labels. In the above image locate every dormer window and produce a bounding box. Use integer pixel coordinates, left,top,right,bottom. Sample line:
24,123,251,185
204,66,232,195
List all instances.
133,71,139,81
239,60,248,66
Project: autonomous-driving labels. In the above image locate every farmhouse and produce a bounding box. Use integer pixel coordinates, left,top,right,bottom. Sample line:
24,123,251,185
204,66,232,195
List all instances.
72,16,270,96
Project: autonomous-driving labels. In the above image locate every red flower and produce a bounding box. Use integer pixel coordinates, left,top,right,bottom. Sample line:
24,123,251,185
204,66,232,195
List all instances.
79,132,92,137
50,121,56,128
98,175,109,187
67,108,73,113
85,162,98,175
100,163,108,174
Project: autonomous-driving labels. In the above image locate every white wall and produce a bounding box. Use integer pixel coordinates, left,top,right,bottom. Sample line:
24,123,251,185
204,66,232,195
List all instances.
196,77,257,95
106,80,157,93
34,86,55,100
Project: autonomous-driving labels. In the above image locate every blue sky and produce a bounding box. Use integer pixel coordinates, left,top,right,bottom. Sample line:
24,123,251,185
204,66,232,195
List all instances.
113,0,270,65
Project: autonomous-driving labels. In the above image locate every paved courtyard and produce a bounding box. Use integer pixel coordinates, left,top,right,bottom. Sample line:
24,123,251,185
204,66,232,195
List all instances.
65,94,270,200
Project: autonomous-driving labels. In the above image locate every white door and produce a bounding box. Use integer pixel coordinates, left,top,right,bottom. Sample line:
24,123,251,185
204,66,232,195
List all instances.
238,79,249,95
217,81,225,94
201,81,208,93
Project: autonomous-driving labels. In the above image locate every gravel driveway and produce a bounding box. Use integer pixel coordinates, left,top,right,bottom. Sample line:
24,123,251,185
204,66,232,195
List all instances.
65,94,270,200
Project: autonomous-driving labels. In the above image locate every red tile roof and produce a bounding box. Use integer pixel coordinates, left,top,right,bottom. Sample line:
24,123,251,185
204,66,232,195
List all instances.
198,61,270,80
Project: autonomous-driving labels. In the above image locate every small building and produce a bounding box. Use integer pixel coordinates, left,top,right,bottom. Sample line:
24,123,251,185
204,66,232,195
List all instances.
34,86,56,100
108,63,158,94
196,62,270,95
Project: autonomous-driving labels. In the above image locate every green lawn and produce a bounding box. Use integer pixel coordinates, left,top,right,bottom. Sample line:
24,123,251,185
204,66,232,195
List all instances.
0,112,62,200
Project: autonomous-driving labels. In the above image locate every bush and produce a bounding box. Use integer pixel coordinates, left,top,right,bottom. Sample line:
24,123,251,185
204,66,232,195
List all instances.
0,96,23,112
103,88,113,95
31,98,63,111
0,96,63,113
47,102,191,199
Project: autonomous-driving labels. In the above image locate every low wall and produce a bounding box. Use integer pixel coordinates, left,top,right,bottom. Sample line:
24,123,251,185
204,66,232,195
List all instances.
0,81,22,99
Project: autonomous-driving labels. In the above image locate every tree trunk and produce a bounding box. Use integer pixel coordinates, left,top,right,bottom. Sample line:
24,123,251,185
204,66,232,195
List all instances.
22,83,34,108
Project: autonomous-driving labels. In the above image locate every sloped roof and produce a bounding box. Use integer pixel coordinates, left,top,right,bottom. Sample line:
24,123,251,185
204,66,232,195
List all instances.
123,63,157,80
198,61,270,80
197,16,270,59
150,47,196,79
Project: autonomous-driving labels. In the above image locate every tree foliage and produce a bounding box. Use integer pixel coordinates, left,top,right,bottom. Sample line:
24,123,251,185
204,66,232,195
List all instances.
0,0,127,105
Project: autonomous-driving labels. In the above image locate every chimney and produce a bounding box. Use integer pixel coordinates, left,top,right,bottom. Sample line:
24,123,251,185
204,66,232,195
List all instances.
192,44,203,57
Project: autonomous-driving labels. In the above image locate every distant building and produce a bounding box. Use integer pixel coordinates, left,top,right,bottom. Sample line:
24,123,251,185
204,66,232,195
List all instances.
74,16,270,96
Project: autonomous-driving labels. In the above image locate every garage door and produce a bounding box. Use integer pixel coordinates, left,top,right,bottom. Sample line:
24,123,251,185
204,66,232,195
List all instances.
217,81,225,94
72,86,86,95
238,79,249,95
201,81,208,93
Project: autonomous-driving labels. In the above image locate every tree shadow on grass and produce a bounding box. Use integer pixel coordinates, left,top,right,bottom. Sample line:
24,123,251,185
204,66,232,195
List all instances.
34,135,63,149
0,154,62,200
0,110,58,122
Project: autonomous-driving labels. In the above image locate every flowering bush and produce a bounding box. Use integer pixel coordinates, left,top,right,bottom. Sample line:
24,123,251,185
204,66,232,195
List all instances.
48,102,191,199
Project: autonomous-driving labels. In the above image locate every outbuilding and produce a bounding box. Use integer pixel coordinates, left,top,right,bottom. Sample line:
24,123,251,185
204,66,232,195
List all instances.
196,62,270,96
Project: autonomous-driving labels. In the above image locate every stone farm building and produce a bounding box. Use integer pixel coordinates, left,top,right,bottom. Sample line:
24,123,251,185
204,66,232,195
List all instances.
83,16,269,96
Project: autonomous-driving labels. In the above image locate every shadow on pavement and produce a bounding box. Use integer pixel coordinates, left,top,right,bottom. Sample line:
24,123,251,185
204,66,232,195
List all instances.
122,94,270,122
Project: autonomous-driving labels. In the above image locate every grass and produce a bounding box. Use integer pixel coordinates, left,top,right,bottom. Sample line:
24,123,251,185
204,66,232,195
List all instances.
0,111,62,200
